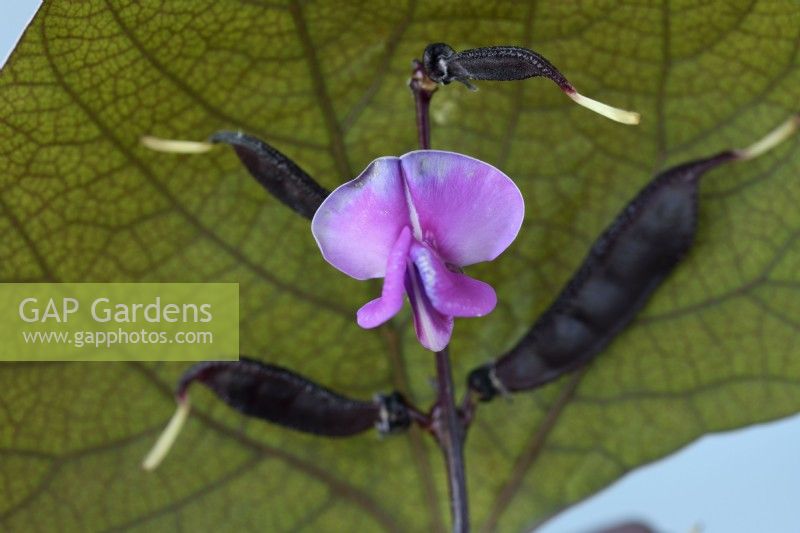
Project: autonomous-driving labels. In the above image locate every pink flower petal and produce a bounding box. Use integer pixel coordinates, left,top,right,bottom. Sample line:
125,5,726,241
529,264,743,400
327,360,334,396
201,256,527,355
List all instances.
409,242,497,317
400,150,524,267
405,266,454,352
311,157,409,279
357,226,413,328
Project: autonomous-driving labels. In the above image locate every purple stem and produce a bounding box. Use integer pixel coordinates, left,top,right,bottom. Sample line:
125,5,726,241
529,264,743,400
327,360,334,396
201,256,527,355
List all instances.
434,347,469,533
410,59,436,150
410,59,470,532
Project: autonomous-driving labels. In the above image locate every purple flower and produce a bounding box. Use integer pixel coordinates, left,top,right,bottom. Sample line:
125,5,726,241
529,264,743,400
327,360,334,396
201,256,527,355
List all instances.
312,150,524,351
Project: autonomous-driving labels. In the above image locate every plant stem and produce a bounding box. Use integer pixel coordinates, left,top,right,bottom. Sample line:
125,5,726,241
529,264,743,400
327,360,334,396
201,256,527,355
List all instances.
410,59,436,149
410,60,469,532
434,347,469,533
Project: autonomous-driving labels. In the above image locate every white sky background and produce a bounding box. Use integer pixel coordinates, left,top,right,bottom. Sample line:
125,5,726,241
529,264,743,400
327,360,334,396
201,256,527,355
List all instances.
2,2,799,532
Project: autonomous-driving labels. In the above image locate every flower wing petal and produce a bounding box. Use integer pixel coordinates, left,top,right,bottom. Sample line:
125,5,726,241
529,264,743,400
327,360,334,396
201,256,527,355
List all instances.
311,157,409,279
405,266,454,352
357,226,412,328
410,242,497,317
400,150,524,266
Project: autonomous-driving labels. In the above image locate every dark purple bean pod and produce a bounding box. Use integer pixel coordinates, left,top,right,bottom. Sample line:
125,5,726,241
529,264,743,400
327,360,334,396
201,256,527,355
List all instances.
211,131,329,220
423,43,568,89
180,357,411,436
468,151,739,401
421,43,640,124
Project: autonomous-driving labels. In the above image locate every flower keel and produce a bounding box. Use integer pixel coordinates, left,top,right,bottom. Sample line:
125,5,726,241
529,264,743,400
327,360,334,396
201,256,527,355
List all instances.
405,265,454,352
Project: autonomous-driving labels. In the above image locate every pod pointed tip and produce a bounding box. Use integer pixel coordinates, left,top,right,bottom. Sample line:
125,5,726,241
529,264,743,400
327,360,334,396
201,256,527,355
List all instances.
140,135,215,154
141,398,191,472
566,90,641,125
734,113,800,161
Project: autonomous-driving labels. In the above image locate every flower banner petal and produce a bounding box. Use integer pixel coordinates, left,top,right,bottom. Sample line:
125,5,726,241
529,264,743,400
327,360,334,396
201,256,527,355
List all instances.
312,157,409,279
400,150,525,267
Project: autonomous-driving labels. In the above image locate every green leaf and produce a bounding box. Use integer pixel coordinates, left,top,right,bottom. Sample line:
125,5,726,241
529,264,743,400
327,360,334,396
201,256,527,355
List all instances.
1,1,798,531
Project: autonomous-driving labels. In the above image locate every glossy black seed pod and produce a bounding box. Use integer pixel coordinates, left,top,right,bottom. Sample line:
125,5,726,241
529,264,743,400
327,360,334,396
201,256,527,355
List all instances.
179,357,411,436
468,151,737,400
211,131,329,220
423,42,570,89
